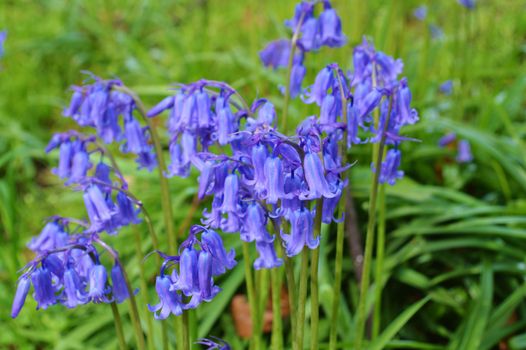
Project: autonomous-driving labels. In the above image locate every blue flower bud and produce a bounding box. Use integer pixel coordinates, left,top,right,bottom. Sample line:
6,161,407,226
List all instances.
149,275,183,319
111,264,130,304
11,276,30,318
88,264,111,303
63,267,88,308
31,267,56,310
254,241,283,270
457,140,473,163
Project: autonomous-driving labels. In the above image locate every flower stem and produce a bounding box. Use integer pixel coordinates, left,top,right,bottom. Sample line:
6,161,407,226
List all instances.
372,184,386,339
280,11,307,132
113,85,186,350
133,227,158,350
329,66,351,350
242,241,260,350
111,302,127,350
296,247,310,350
328,189,346,350
354,97,393,350
310,199,323,350
271,266,283,350
94,238,146,350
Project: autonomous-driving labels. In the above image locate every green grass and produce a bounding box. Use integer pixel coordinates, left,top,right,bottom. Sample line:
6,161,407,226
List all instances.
0,0,525,348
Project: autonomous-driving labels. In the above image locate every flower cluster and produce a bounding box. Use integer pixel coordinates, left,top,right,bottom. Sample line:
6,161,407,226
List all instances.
260,0,346,98
63,76,156,170
350,38,419,185
12,219,130,318
148,226,236,319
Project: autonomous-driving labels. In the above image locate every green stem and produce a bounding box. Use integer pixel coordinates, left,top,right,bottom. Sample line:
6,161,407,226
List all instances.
280,11,306,132
111,302,127,350
243,241,260,350
371,184,386,339
95,238,146,350
283,253,297,349
354,98,393,350
271,267,283,350
310,199,323,350
113,85,186,350
328,190,346,350
329,66,350,350
296,247,310,350
133,227,158,350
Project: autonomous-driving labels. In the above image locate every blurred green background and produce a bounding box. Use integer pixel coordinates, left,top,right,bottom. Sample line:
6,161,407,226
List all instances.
1,0,525,349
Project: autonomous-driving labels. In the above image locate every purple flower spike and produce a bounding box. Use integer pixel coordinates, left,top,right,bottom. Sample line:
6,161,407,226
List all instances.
281,208,319,257
260,39,293,69
11,276,30,318
28,221,68,253
240,203,274,243
289,63,306,98
264,156,288,204
298,18,321,52
374,148,404,186
31,267,56,310
63,267,88,308
201,230,237,275
457,140,473,163
254,241,283,270
88,264,111,303
302,152,338,199
149,275,183,319
305,66,333,105
196,251,221,302
83,185,115,233
319,8,347,48
220,174,239,212
111,264,130,304
173,248,199,296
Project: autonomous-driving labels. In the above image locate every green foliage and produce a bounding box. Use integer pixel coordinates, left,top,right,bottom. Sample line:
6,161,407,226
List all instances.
0,0,525,349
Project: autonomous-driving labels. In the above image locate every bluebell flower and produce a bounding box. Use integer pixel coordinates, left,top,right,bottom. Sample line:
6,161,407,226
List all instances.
173,247,199,296
201,229,237,275
149,275,184,319
147,95,174,118
115,191,141,226
456,140,473,163
260,39,296,69
28,221,68,253
264,156,288,204
111,264,130,304
63,267,88,308
31,267,57,310
88,264,111,303
83,185,116,233
43,255,65,280
305,66,334,105
413,5,427,21
289,63,307,98
374,148,404,185
301,151,339,199
458,0,476,9
11,276,30,318
254,241,283,270
185,251,220,308
298,17,321,52
196,90,214,129
395,78,419,126
319,7,347,47
281,207,319,257
240,203,274,243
